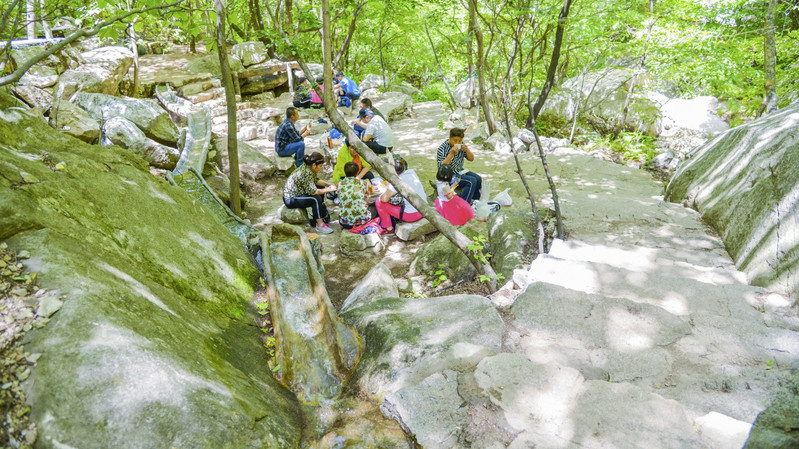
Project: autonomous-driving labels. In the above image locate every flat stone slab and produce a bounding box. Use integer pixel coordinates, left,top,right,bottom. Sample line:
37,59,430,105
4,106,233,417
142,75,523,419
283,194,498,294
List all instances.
395,219,436,241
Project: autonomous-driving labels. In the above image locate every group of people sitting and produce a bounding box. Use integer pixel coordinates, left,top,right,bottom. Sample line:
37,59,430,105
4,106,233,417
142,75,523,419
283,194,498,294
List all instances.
292,71,362,109
281,104,484,234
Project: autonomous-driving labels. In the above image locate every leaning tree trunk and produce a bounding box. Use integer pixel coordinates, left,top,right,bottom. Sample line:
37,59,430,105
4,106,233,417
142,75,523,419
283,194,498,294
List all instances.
527,0,572,129
313,0,497,290
215,0,241,215
758,0,778,117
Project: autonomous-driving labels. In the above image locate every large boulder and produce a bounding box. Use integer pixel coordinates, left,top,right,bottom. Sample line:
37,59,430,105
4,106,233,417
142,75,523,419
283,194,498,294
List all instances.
102,116,180,169
213,136,277,182
11,85,53,110
231,41,267,67
343,293,505,447
374,92,413,122
55,46,133,100
340,263,398,313
409,223,484,283
453,77,476,109
262,225,362,404
73,92,179,145
183,54,244,76
359,74,388,91
540,68,661,136
0,107,303,448
49,99,100,143
665,102,799,299
659,96,729,137
487,209,538,280
9,42,83,88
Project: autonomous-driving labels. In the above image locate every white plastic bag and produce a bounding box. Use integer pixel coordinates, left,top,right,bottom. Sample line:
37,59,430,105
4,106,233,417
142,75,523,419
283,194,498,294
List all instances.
472,200,491,221
493,188,513,207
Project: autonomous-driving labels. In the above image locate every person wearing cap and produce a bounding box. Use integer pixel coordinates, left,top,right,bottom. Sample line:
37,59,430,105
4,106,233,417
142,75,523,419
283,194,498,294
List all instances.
352,98,384,138
275,107,311,167
334,71,361,106
359,107,395,155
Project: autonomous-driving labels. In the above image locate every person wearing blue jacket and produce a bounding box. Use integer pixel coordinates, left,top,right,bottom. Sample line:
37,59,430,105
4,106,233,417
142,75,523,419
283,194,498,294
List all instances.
334,71,361,107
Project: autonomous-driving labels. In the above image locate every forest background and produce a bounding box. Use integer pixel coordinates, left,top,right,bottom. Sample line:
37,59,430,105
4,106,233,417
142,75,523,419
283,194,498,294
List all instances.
2,0,798,139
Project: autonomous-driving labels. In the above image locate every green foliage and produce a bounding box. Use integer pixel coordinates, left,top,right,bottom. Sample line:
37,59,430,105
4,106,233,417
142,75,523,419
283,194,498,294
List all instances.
467,234,491,264
591,131,658,165
428,263,448,288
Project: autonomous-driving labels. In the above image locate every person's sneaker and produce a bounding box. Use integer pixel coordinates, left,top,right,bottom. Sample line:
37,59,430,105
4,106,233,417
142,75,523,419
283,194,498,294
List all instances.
315,223,333,234
380,227,394,235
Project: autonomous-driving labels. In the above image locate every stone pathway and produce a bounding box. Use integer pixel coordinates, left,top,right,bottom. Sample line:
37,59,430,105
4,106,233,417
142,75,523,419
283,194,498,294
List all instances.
154,62,798,446
333,103,799,447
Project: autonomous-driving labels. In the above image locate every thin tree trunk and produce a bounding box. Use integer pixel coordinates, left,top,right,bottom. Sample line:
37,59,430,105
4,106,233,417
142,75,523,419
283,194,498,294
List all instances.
527,0,572,128
531,126,563,239
423,15,457,108
39,0,51,39
215,0,241,216
759,0,778,116
25,0,35,39
128,16,139,97
470,0,497,134
332,1,365,68
466,21,476,108
620,0,655,131
378,26,387,91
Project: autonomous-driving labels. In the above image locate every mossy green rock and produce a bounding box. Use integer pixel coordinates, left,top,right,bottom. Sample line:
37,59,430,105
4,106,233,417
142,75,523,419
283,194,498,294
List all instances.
409,222,486,282
0,107,302,447
487,209,537,280
744,377,799,448
665,103,799,299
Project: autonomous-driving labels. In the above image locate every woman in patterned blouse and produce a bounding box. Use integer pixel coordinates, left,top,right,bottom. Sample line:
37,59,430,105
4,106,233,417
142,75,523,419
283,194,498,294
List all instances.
283,152,336,234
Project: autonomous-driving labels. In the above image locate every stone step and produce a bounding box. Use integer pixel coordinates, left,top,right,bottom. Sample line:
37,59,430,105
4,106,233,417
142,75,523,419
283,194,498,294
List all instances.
186,87,226,104
546,238,747,283
519,249,765,319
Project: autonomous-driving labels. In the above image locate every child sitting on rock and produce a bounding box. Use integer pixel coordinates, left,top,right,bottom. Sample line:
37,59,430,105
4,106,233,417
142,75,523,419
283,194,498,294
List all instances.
337,162,372,229
435,164,474,226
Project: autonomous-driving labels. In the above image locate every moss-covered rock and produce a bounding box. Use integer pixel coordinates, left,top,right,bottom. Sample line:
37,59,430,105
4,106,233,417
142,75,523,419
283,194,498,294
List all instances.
665,103,799,299
487,209,537,280
409,222,486,282
0,107,302,447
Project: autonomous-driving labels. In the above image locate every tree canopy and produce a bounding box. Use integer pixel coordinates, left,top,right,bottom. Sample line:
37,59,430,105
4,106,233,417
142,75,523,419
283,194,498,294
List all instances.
2,0,798,125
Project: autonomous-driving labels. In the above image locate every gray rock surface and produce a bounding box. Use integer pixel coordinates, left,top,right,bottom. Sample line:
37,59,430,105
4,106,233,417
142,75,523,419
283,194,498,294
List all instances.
381,371,467,449
338,231,384,256
278,204,309,224
340,263,398,313
487,209,537,280
1,106,302,448
102,116,179,169
659,96,729,137
232,41,267,67
395,219,436,241
213,136,277,182
11,85,53,110
73,92,179,145
666,102,799,298
55,46,133,100
183,54,244,76
49,99,100,143
359,74,388,91
374,93,413,122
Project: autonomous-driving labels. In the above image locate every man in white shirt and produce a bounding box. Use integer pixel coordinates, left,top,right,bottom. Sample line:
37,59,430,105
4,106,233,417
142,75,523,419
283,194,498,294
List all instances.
359,107,394,154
